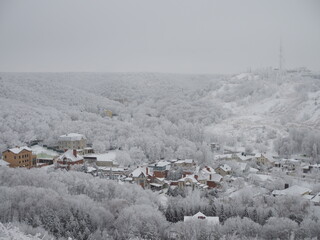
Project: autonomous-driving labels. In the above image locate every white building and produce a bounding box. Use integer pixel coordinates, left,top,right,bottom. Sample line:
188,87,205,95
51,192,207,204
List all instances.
58,133,87,150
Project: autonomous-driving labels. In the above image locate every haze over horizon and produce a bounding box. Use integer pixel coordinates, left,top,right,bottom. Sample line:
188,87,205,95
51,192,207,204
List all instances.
0,0,319,74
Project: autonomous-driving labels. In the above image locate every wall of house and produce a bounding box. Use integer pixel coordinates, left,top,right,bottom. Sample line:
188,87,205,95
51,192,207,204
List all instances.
215,168,227,176
2,150,36,168
58,139,86,150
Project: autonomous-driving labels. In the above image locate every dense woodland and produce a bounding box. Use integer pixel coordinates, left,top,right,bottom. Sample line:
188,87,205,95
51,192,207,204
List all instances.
0,72,319,162
0,168,320,239
1,71,320,239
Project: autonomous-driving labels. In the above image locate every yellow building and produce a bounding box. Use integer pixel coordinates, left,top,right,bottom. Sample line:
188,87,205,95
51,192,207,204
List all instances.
2,147,37,168
105,110,113,118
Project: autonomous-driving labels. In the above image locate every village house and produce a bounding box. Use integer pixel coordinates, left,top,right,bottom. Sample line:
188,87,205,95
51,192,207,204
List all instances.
210,142,220,152
255,153,276,166
173,159,195,169
129,166,153,188
149,160,171,178
56,149,84,170
215,164,232,176
233,153,253,162
184,212,219,225
84,151,119,167
272,185,312,197
302,164,320,174
58,133,87,151
2,147,37,168
195,166,223,189
177,175,198,190
97,166,127,180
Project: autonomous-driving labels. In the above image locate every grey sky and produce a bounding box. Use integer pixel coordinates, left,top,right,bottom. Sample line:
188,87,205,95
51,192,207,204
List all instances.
0,0,319,74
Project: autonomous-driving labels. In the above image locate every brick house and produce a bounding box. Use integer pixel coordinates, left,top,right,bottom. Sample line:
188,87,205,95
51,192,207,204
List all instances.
2,147,37,168
56,149,84,170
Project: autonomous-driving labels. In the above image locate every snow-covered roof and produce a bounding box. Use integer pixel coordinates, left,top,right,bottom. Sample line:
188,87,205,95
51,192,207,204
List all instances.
249,167,259,173
59,133,86,141
98,167,125,172
178,175,198,183
263,153,276,163
214,154,233,160
272,185,312,197
85,152,116,162
155,161,171,167
58,149,83,162
219,164,232,172
130,166,152,178
184,212,219,225
236,153,252,161
7,146,32,154
30,145,59,156
175,159,194,164
236,162,248,171
255,153,276,162
86,167,97,173
249,173,274,182
311,193,320,203
211,173,223,182
150,183,162,187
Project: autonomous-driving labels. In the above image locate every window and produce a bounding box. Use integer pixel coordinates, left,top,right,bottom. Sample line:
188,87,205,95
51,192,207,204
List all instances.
14,156,16,159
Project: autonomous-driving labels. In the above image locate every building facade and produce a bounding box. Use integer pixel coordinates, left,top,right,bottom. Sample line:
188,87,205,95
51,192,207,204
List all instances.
58,133,87,150
2,147,37,168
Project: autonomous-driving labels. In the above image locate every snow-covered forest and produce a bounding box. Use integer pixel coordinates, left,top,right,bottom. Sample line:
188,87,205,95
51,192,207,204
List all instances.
1,71,320,239
0,71,319,162
1,167,320,240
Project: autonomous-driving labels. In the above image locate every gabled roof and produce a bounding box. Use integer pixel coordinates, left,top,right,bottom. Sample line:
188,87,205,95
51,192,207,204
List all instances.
5,146,32,154
130,167,152,178
311,193,320,203
58,149,83,162
211,173,223,183
272,185,312,197
85,152,116,162
218,164,232,172
175,159,194,164
178,175,198,183
236,153,252,161
155,161,171,167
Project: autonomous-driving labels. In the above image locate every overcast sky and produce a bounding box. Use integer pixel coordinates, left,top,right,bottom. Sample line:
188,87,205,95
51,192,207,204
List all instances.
0,0,319,74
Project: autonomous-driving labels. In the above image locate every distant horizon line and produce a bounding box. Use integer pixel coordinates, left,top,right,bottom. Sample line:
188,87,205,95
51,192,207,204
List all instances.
1,67,319,76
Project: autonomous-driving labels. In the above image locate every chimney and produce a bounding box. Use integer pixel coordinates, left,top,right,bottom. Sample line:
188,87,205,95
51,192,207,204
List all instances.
209,174,212,180
146,167,148,176
64,149,68,152
73,149,77,157
194,175,198,180
284,183,289,189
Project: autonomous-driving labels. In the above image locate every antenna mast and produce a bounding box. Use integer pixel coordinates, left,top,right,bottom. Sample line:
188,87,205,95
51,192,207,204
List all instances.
279,39,284,73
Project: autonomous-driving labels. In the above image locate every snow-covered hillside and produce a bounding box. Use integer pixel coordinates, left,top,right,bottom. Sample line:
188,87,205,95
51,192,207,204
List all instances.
205,70,320,152
0,70,319,157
